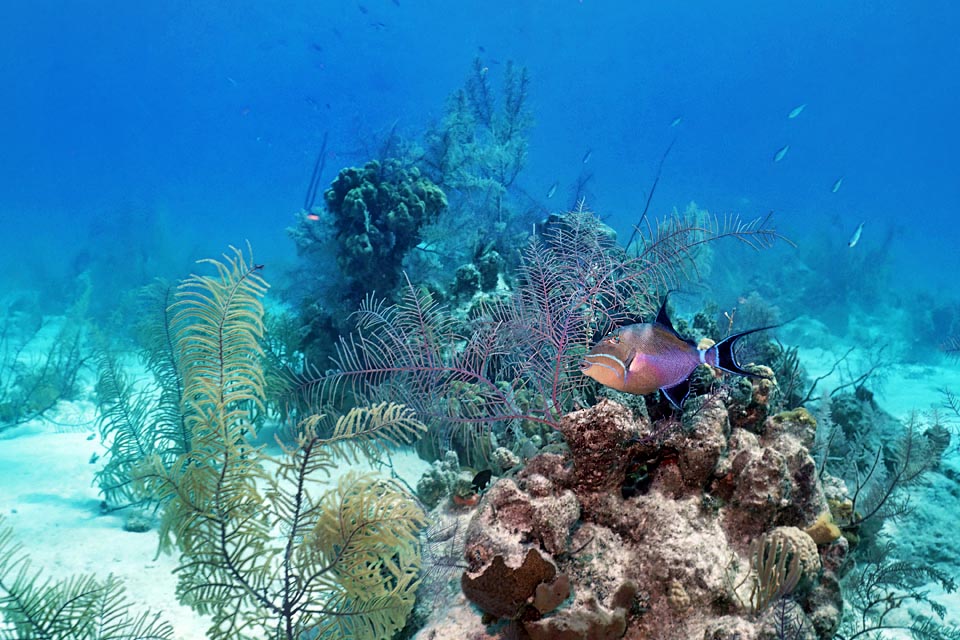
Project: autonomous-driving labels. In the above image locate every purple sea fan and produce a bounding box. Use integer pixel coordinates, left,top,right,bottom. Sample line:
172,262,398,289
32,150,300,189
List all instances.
285,206,784,463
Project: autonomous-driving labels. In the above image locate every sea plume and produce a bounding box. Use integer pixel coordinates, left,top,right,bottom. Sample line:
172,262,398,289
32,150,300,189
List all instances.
284,206,784,463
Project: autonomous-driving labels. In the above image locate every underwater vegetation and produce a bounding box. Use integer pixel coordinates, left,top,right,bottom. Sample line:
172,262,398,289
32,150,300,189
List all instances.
3,225,956,639
0,516,175,639
31,247,427,640
133,247,426,640
282,205,783,466
94,281,192,516
3,49,958,640
0,289,87,434
285,59,534,368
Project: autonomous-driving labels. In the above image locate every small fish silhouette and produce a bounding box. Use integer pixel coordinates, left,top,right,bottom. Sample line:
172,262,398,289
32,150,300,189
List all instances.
773,145,790,162
788,103,807,119
471,469,493,493
831,177,843,193
848,222,864,248
546,181,558,199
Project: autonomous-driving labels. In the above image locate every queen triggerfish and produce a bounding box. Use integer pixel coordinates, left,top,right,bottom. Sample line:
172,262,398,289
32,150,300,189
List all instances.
580,298,773,408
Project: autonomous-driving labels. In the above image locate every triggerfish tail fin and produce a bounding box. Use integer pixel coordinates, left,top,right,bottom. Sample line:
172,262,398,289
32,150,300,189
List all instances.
710,326,778,377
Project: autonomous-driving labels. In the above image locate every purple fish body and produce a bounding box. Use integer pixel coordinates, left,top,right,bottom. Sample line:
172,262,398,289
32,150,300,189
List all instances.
580,298,771,408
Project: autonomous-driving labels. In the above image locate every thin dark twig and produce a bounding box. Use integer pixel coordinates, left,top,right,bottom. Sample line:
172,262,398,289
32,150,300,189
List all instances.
627,135,677,252
303,132,329,211
799,346,856,406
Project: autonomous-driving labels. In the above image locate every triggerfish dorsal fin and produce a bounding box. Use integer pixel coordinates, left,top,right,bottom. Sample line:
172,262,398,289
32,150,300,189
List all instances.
712,326,778,377
655,295,698,347
655,296,675,332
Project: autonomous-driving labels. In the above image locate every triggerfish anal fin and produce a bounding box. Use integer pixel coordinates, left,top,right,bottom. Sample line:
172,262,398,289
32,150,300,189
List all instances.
661,378,691,409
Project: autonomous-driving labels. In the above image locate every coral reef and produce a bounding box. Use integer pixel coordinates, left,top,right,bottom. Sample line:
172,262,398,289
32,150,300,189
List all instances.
285,157,446,365
419,391,846,640
417,450,483,509
291,207,785,468
322,159,446,304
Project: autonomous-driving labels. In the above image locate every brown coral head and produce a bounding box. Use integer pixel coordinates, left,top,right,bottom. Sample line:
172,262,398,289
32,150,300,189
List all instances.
558,399,647,493
461,548,557,620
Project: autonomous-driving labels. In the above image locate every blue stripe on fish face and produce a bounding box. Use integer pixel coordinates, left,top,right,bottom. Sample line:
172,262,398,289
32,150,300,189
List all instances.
580,353,628,386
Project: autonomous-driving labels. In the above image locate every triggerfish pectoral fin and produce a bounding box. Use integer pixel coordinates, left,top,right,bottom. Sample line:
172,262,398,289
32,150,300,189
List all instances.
711,326,778,377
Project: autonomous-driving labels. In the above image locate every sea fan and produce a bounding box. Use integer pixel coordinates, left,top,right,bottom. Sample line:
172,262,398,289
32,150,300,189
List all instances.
284,206,784,464
136,246,426,640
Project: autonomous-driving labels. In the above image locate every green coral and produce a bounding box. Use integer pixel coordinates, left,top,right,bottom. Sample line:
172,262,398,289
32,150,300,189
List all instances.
325,159,446,303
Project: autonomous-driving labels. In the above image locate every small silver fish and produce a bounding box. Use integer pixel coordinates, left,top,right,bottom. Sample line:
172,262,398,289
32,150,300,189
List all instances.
546,181,558,199
788,103,807,119
670,116,683,127
831,177,843,193
848,222,865,248
773,145,790,162
582,149,593,164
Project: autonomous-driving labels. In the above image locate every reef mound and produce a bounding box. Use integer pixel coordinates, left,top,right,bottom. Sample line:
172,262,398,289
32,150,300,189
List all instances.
417,388,845,640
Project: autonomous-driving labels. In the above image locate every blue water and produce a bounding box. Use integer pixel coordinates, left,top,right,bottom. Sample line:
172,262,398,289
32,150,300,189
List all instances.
2,2,960,638
2,1,958,295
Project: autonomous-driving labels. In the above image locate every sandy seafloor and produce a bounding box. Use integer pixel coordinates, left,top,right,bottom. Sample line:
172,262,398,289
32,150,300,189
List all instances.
1,313,958,639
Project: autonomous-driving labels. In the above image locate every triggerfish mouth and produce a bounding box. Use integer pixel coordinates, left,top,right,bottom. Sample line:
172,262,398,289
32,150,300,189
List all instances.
580,298,774,408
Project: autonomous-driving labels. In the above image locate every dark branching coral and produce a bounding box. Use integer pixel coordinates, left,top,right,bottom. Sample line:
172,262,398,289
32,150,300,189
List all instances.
285,206,783,465
134,246,426,640
805,397,959,638
0,516,174,640
821,410,940,542
836,542,960,639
